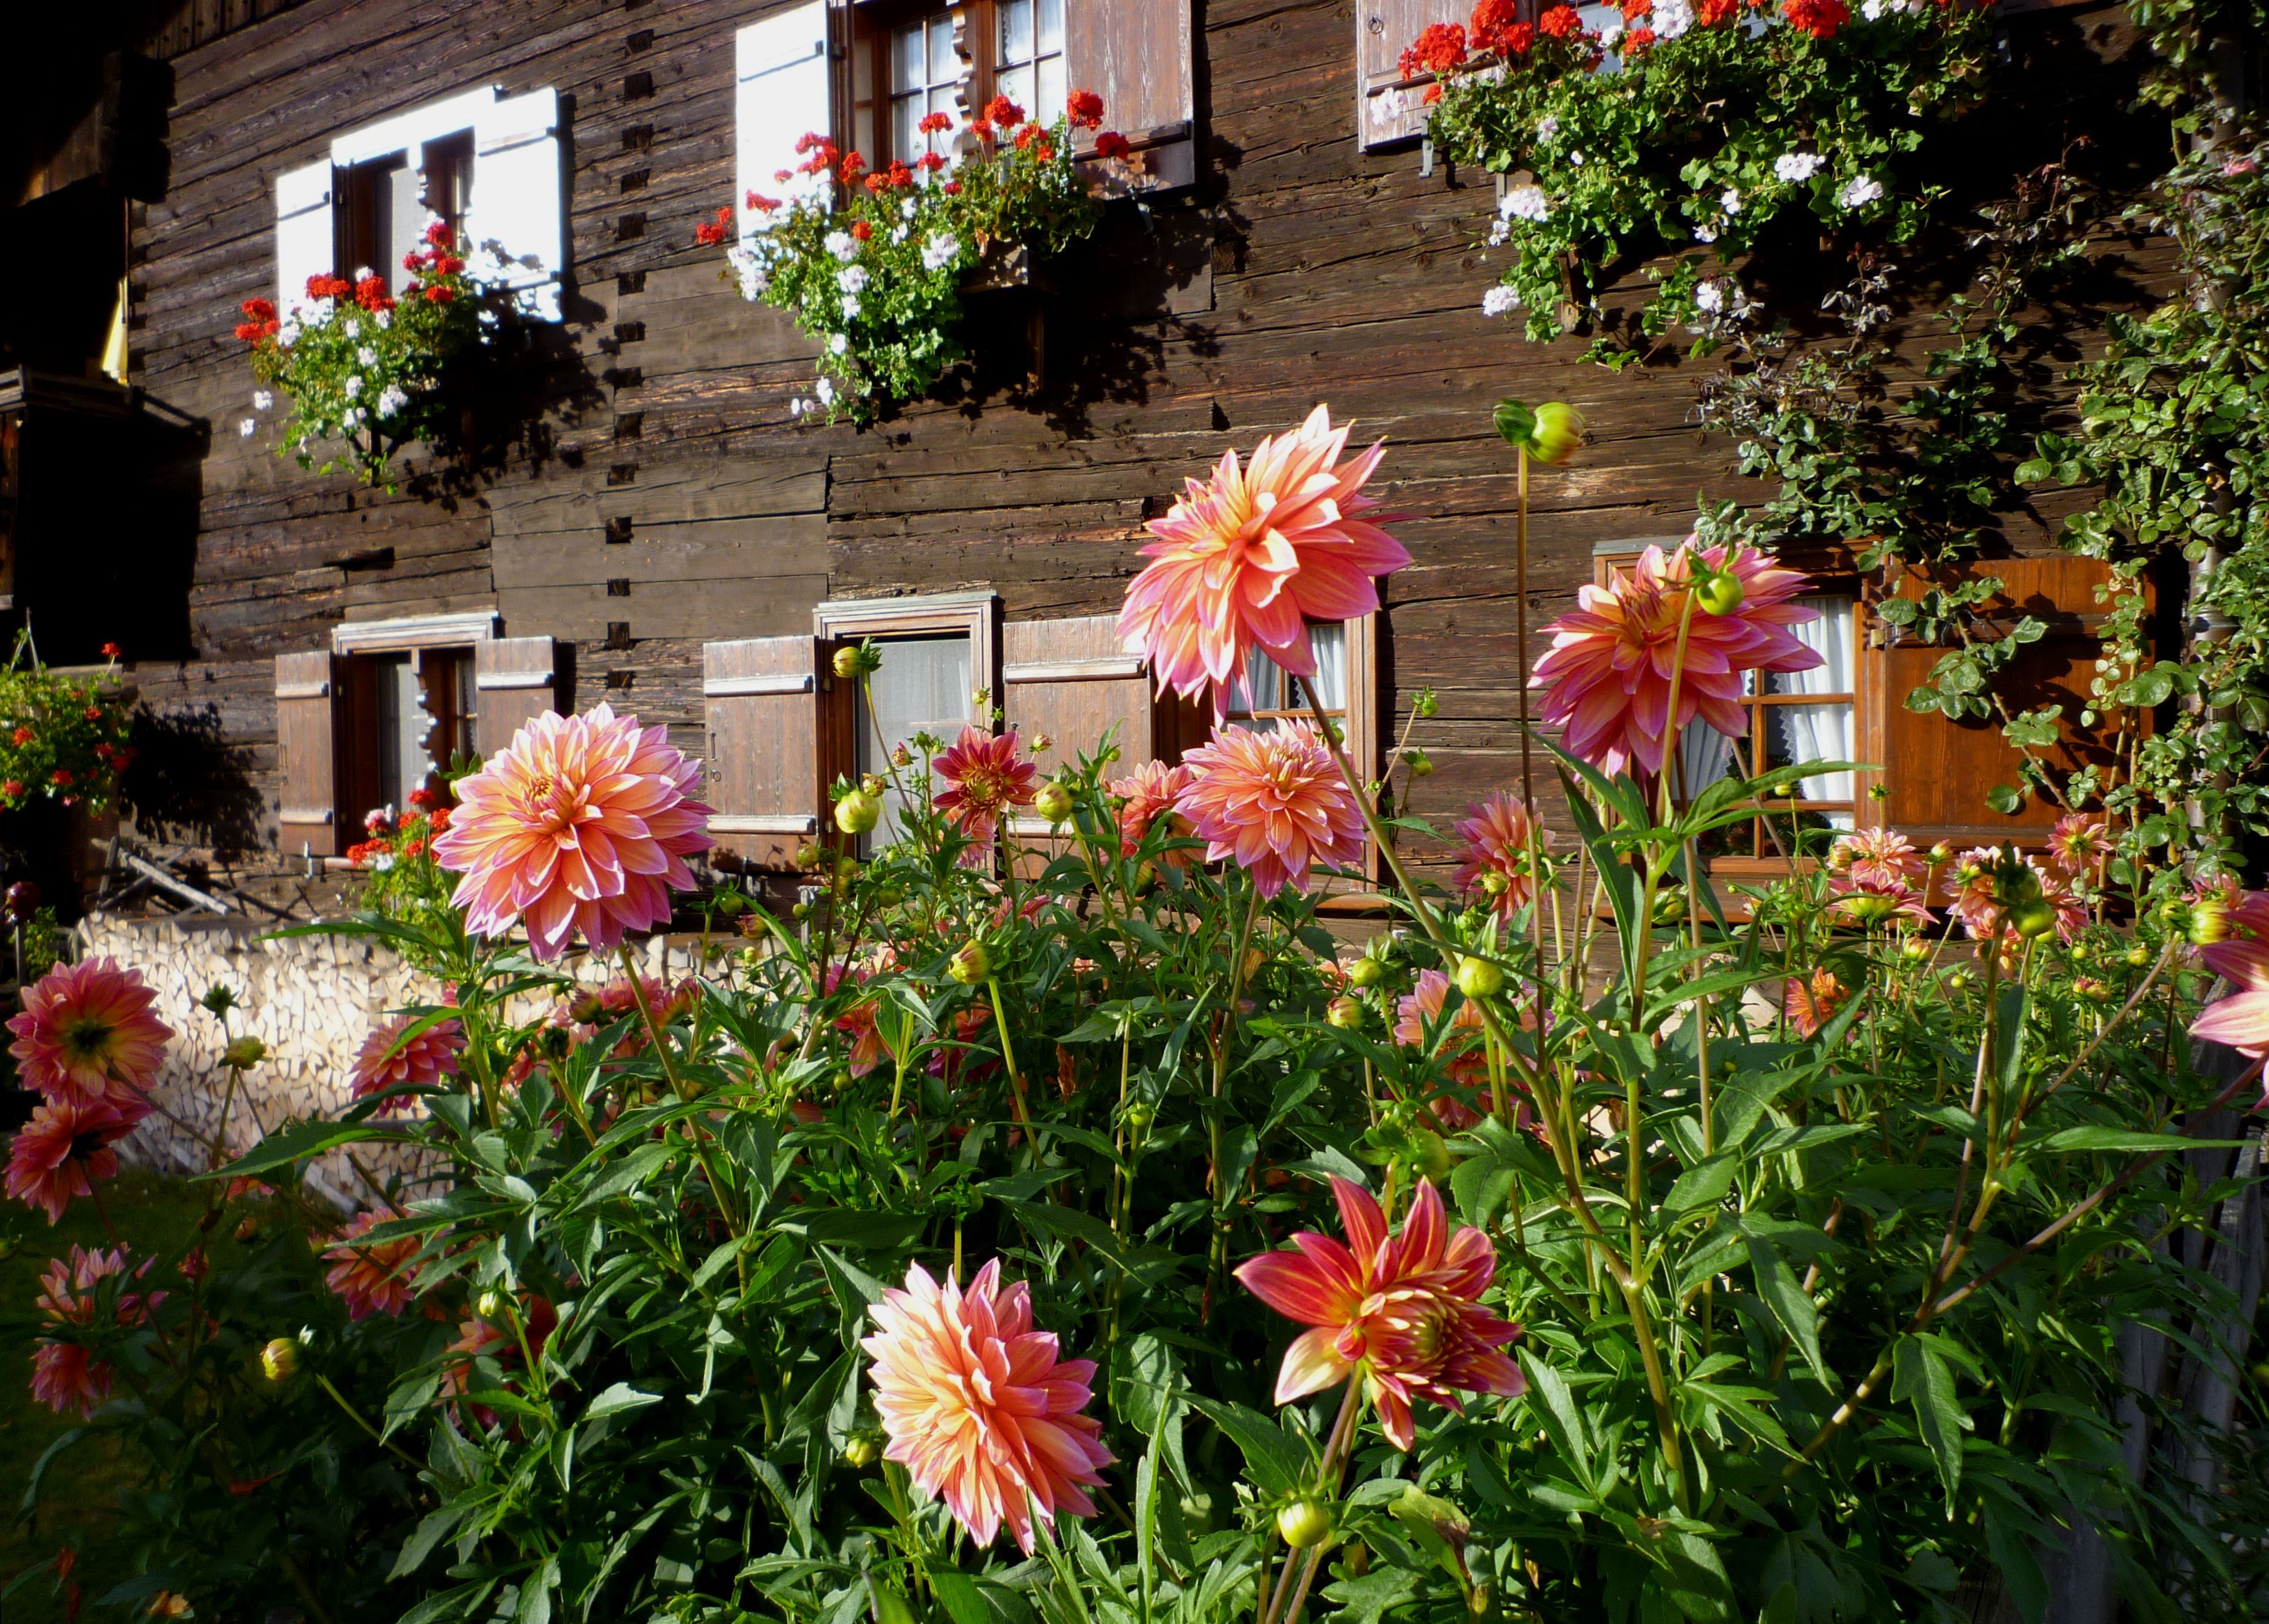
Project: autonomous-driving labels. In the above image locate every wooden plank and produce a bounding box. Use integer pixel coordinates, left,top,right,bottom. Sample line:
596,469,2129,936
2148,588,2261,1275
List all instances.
500,574,829,641
490,514,826,589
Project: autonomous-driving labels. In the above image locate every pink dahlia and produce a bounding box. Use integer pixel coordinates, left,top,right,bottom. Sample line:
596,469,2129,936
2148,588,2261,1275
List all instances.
1173,723,1366,899
1393,968,1488,1127
932,726,1038,854
1530,539,1821,778
1827,826,1926,890
1118,405,1409,709
1234,1176,1524,1451
1943,847,2084,943
30,1245,155,1418
1825,873,1932,930
2195,891,2269,1069
1452,791,1553,915
6,1095,146,1224
349,1014,465,1113
1783,969,1848,1039
6,957,172,1106
322,1210,421,1320
861,1260,1113,1553
431,703,713,961
2047,813,2110,886
1108,759,1196,865
825,963,888,1077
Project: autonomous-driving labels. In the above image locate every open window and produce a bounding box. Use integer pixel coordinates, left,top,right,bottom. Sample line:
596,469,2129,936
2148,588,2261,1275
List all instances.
272,83,566,322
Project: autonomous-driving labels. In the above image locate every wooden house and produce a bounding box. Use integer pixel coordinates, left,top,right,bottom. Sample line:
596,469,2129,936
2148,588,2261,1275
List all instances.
1,0,2170,908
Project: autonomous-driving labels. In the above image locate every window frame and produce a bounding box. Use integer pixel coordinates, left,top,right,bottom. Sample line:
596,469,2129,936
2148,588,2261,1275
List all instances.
329,611,498,832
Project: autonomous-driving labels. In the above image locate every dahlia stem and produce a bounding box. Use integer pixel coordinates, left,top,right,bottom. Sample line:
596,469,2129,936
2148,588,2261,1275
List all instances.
315,1371,423,1468
1260,1378,1364,1624
619,941,690,1103
985,975,1034,1139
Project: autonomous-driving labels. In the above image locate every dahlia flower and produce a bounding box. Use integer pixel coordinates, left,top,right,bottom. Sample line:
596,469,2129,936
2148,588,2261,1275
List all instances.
1173,723,1366,899
6,1095,147,1223
1943,847,2084,943
1826,826,1926,890
861,1260,1112,1553
2047,813,2110,885
1393,969,1488,1127
1825,873,1931,930
1235,1176,1524,1451
1118,405,1409,709
1529,539,1821,778
1108,760,1196,865
2195,891,2269,1069
6,957,172,1106
825,964,888,1077
1452,791,1554,915
30,1244,156,1417
1783,969,1847,1038
933,726,1037,854
349,1014,465,1113
431,703,713,961
323,1211,422,1320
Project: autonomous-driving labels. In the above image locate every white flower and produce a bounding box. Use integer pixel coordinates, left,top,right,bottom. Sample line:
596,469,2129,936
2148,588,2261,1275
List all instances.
238,417,256,438
1536,115,1559,140
1837,174,1885,209
277,320,301,345
353,265,373,282
1694,280,1725,313
1501,183,1551,222
377,385,410,416
1720,187,1743,215
815,377,836,405
374,309,393,330
343,405,366,427
1569,150,1586,167
1775,152,1825,184
345,375,364,397
727,244,767,300
355,345,378,367
1482,285,1521,318
1371,88,1408,126
840,295,861,319
901,198,919,219
1694,224,1718,243
1487,219,1512,246
1653,0,1694,38
372,854,395,872
252,389,273,410
890,225,908,245
837,265,869,293
921,230,961,272
825,230,857,261
1862,0,1885,15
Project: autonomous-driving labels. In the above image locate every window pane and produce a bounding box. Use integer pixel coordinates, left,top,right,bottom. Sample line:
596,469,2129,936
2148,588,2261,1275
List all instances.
928,14,956,83
999,0,1033,65
1038,0,1064,56
891,98,918,166
455,655,478,765
1295,622,1346,711
893,21,926,92
856,636,973,845
997,63,1034,118
1038,55,1066,127
373,655,427,810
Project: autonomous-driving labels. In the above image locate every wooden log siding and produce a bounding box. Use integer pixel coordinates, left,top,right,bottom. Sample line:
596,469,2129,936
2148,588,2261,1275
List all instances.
126,0,2170,869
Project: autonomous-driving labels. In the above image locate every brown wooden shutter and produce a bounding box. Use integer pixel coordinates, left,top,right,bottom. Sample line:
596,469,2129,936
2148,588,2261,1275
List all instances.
476,636,567,751
1065,0,1195,192
1357,0,1468,150
1864,555,2142,848
275,649,343,858
703,635,845,872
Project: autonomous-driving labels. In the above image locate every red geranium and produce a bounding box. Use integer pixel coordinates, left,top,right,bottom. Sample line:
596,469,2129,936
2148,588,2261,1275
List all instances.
851,219,873,241
1537,5,1584,38
1622,24,1657,53
1781,0,1848,34
838,150,867,184
745,191,781,212
984,94,1025,127
1470,0,1532,53
916,152,947,173
695,206,732,247
918,110,954,136
423,285,455,304
1095,131,1132,161
1066,88,1105,128
11,729,32,747
1014,122,1042,151
942,179,962,195
424,220,454,248
1400,22,1468,79
1697,0,1738,20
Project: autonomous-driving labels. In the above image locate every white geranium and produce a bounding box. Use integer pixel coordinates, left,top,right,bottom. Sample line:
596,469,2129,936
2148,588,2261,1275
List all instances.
238,417,256,438
1694,223,1718,243
1500,183,1551,222
825,230,857,261
374,309,393,330
345,375,364,397
829,333,849,355
252,389,273,410
1837,174,1885,209
355,345,378,367
728,245,767,300
1482,285,1521,318
815,377,836,405
1774,152,1825,184
837,265,869,293
1653,0,1694,38
1536,114,1559,140
377,385,410,416
1720,187,1743,215
343,405,366,427
1487,219,1512,246
1694,280,1725,314
921,231,961,273
901,198,919,219
277,320,301,345
841,295,861,319
1371,88,1408,126
890,226,908,245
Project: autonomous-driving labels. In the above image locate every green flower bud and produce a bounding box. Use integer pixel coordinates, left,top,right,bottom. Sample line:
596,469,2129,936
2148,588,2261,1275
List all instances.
1412,1129,1452,1181
1694,569,1746,617
476,1287,508,1321
948,941,991,985
2011,899,2059,939
1122,1100,1155,1133
1347,957,1386,989
2125,945,2150,967
833,641,884,680
1277,1499,1332,1550
842,1435,879,1468
1325,996,1363,1030
2190,899,2231,946
1455,957,1503,1000
259,1337,300,1382
222,1036,266,1070
1033,781,1074,824
834,789,882,836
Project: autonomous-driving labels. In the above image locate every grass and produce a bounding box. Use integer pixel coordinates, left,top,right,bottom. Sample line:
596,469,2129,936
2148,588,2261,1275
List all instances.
0,1170,211,1623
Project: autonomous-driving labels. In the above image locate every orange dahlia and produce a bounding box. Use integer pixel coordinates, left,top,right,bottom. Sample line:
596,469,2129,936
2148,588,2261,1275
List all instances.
322,1211,422,1320
1530,539,1821,778
1783,968,1847,1038
932,725,1038,853
430,703,713,961
1107,759,1196,865
2047,812,2110,885
30,1244,156,1417
349,1014,465,1113
6,957,172,1107
1118,405,1409,708
1392,968,1489,1127
1235,1176,1524,1451
861,1260,1112,1553
6,1095,146,1223
1826,826,1926,890
1452,791,1553,915
1173,722,1366,898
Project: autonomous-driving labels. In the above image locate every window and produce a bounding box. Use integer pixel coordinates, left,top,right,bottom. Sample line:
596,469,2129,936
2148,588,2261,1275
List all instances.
992,0,1067,132
1225,622,1349,737
272,85,566,323
889,10,964,167
341,644,482,827
855,633,973,846
1678,597,1860,857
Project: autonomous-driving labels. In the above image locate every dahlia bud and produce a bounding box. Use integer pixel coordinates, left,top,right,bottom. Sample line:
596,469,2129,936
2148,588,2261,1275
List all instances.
1033,780,1074,824
842,1434,879,1468
1277,1499,1332,1550
1479,871,1510,898
1412,1128,1452,1181
1456,957,1504,999
1413,687,1440,719
2190,899,2231,946
1405,750,1433,779
1492,397,1586,465
1928,842,1953,864
2012,900,2059,939
200,983,240,1017
1326,995,1363,1030
234,1216,260,1243
1347,957,1386,989
476,1287,508,1321
948,940,991,985
1693,567,1746,618
1031,733,1054,753
834,788,882,836
259,1337,300,1382
1900,937,1931,964
1990,852,2044,912
1122,1100,1155,1133
222,1036,266,1070
833,641,883,680
891,744,913,768
794,842,826,870
2126,944,2150,968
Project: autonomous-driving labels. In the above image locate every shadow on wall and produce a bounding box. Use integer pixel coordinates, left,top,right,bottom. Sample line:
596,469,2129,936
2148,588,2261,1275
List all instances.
121,702,266,863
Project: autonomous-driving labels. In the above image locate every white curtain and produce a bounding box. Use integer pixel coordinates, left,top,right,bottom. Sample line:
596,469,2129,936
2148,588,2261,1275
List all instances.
1771,596,1856,829
1302,622,1348,711
1232,622,1346,731
1677,670,1745,803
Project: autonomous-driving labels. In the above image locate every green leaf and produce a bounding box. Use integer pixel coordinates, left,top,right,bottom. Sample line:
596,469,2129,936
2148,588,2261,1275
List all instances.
1744,1231,1826,1382
1185,1395,1306,1498
584,1383,663,1421
1517,1349,1594,1493
1985,783,2026,815
927,1571,999,1624
1661,1155,1737,1217
1892,1334,1970,1505
205,1118,420,1181
2039,1127,2237,1154
391,1505,469,1579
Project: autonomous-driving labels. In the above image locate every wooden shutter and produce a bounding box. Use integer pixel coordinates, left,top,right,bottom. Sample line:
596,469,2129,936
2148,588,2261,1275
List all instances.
737,1,833,239
1066,0,1195,192
467,88,565,321
1864,556,2141,848
275,158,334,317
1357,0,1467,150
704,635,845,871
475,636,565,751
1003,614,1161,782
275,650,343,857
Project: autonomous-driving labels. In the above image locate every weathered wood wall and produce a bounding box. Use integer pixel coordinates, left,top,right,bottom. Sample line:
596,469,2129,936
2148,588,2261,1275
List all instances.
124,0,2168,868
